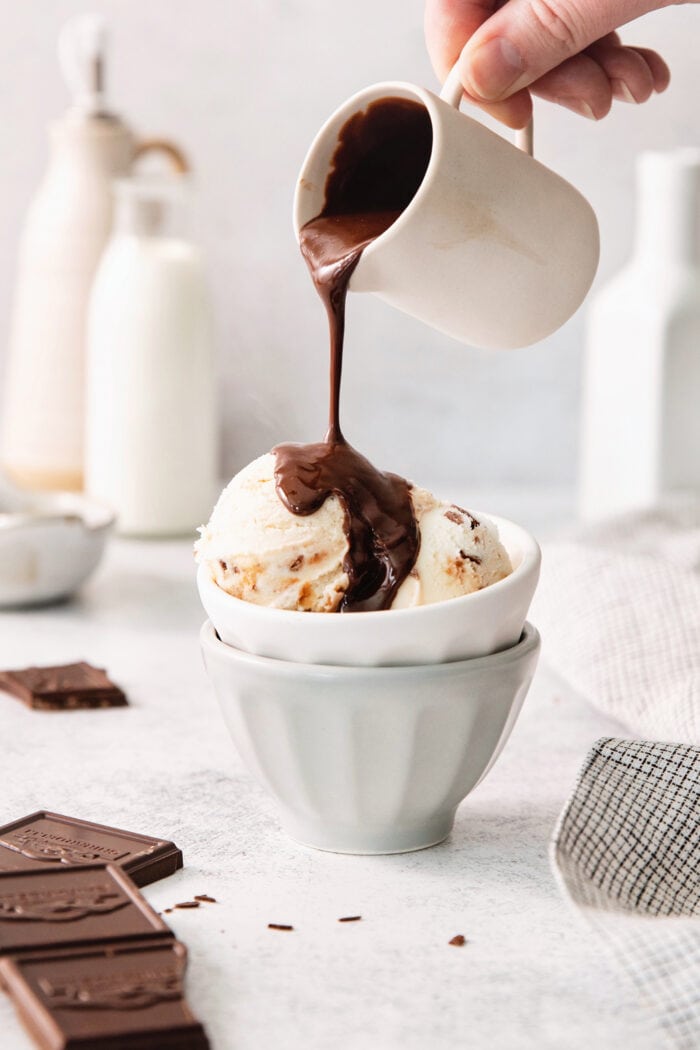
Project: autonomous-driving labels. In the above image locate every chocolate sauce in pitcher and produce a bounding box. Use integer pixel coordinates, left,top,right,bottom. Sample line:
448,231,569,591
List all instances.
274,98,433,612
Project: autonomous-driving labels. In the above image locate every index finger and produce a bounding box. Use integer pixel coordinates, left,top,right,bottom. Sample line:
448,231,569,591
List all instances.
425,0,499,80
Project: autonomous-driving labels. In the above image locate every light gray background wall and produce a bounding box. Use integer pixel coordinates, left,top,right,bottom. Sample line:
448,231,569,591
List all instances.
0,2,698,491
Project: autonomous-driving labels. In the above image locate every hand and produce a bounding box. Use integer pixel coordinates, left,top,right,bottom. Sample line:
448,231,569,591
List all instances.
425,0,679,127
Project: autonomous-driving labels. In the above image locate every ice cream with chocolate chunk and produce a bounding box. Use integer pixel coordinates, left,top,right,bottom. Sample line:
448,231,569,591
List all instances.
195,454,511,613
391,487,512,609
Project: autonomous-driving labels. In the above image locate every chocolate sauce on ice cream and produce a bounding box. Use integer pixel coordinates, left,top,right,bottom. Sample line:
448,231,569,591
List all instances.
274,99,433,611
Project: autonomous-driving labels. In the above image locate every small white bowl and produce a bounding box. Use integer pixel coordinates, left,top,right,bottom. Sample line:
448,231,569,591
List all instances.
197,513,540,666
0,490,114,607
201,619,540,853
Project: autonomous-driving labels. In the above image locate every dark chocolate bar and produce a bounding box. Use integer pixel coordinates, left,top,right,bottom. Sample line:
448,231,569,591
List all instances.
0,939,209,1049
0,811,183,887
0,662,127,710
0,865,171,956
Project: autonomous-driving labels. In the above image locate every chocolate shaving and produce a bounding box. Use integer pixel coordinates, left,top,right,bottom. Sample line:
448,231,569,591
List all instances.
267,923,293,931
194,894,217,904
449,934,466,946
174,901,199,910
338,916,362,923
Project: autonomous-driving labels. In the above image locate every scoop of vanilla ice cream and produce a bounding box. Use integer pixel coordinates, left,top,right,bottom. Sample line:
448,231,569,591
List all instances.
391,488,512,609
195,453,350,611
195,453,512,612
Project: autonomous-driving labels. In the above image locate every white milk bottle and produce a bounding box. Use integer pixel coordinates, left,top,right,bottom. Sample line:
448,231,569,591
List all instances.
85,173,218,536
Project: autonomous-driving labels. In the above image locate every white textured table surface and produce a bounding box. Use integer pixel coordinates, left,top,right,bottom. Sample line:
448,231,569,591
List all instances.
0,517,653,1050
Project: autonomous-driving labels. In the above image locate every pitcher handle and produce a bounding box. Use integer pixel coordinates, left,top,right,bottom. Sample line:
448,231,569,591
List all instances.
133,138,190,174
440,64,534,157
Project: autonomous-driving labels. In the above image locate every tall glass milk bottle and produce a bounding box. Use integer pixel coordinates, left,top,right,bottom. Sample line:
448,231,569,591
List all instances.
1,16,134,491
579,149,700,520
85,175,218,536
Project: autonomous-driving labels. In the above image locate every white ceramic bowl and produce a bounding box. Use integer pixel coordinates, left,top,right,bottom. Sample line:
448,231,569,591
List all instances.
0,490,114,607
201,620,540,854
197,513,540,666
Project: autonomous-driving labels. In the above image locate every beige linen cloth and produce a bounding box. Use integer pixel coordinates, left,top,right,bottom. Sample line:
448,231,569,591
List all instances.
533,502,700,1049
531,499,700,745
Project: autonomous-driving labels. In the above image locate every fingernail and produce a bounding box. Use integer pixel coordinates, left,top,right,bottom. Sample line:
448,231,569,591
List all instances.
556,98,597,120
611,78,637,103
461,38,526,101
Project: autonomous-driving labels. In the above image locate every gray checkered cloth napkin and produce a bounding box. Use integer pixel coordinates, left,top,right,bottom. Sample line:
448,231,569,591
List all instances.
552,738,700,1049
531,499,700,744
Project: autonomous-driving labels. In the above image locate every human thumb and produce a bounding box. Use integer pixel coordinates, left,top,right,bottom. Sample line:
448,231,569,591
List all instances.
456,0,665,100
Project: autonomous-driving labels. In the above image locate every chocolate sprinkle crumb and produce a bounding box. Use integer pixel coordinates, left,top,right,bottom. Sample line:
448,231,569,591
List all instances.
289,555,304,571
268,923,293,931
459,550,482,565
338,916,362,923
174,901,200,909
449,934,466,946
444,510,463,525
194,894,217,903
455,506,480,529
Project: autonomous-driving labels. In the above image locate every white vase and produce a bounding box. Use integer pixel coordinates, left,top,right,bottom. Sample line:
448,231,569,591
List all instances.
579,149,700,521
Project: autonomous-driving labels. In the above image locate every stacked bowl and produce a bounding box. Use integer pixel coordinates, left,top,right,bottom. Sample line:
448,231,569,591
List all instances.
199,514,541,854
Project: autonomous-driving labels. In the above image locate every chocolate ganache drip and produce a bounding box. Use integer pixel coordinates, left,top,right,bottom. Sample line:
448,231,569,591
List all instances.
274,98,433,612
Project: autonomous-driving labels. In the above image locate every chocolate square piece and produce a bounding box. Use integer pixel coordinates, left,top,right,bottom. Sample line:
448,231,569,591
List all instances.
0,811,183,887
0,662,127,710
0,940,210,1049
0,865,171,956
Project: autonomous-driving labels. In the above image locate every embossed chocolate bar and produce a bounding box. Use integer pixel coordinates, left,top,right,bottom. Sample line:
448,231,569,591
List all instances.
0,865,171,956
0,662,127,710
0,939,210,1049
0,811,183,887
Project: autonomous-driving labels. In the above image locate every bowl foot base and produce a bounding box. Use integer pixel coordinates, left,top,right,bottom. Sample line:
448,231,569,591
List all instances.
280,811,456,855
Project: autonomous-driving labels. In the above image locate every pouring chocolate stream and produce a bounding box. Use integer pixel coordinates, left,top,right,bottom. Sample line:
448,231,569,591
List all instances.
273,98,433,611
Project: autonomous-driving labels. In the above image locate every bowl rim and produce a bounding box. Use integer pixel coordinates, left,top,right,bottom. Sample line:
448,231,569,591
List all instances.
197,511,540,626
200,618,540,677
0,491,115,534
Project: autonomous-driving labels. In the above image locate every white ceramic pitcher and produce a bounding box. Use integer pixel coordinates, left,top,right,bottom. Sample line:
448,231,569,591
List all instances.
294,66,599,350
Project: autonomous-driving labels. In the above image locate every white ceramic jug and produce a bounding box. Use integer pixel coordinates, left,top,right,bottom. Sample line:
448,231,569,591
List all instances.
294,66,599,350
1,16,183,492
